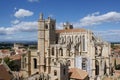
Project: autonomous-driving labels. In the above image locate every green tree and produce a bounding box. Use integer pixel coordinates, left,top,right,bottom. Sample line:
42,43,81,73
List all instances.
4,57,19,71
115,64,120,70
111,44,114,48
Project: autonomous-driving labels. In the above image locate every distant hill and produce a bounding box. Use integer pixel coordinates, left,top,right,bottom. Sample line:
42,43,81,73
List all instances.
0,41,37,49
111,42,120,44
0,41,37,45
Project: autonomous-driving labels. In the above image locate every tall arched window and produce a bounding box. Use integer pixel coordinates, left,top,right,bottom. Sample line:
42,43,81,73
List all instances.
64,36,66,43
59,48,63,56
24,58,26,68
83,35,85,51
56,47,58,57
52,24,55,30
75,36,78,44
95,60,99,75
52,47,54,56
66,49,70,56
63,68,66,75
79,36,81,43
33,58,37,69
95,46,97,55
67,36,71,44
45,24,48,29
104,61,107,75
61,37,64,44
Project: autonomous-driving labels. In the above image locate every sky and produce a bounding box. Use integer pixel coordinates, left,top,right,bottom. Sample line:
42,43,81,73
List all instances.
0,0,120,42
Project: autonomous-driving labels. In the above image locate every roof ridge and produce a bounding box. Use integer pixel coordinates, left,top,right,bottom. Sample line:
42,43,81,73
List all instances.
75,68,83,78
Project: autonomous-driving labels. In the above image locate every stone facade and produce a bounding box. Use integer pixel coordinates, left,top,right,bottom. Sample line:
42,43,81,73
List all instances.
21,14,111,80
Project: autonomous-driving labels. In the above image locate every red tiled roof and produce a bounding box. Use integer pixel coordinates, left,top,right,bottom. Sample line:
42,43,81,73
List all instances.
114,49,120,53
103,77,113,80
10,54,21,60
0,49,10,54
114,70,120,78
56,28,87,33
0,64,13,80
69,68,88,80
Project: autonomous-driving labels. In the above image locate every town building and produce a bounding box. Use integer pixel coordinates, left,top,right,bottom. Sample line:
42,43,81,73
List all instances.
21,14,111,80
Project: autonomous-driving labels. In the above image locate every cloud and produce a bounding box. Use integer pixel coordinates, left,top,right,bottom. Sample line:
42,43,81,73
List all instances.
0,26,17,35
94,30,120,42
74,11,120,27
2,11,120,41
0,21,37,35
11,20,20,24
56,22,64,29
14,9,34,18
56,11,120,28
14,21,37,32
28,0,40,2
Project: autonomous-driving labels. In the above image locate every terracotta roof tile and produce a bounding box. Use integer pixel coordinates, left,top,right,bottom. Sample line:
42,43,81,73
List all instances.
0,50,10,54
103,77,113,80
69,68,88,79
114,49,120,53
10,54,21,60
0,64,13,80
56,28,87,33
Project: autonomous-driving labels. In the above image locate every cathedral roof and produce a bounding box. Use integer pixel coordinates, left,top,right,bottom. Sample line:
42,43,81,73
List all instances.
69,68,88,80
56,28,87,33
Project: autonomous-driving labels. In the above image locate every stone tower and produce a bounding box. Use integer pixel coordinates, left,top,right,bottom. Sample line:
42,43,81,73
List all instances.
38,13,56,73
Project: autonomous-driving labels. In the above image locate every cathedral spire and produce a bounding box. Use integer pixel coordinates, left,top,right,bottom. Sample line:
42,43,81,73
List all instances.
40,13,43,20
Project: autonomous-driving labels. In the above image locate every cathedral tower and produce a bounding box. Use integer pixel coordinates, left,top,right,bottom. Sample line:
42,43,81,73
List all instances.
38,13,56,73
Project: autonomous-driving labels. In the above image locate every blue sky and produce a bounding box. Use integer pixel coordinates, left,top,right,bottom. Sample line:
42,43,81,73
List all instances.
0,0,120,42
